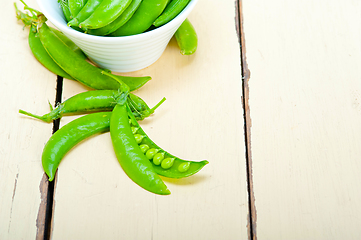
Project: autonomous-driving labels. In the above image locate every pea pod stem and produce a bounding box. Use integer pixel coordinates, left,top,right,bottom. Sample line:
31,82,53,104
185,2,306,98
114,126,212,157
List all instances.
19,90,159,122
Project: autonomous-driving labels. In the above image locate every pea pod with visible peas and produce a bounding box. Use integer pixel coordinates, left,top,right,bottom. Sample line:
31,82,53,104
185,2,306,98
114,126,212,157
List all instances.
174,18,197,55
128,103,208,179
110,103,170,195
110,0,169,36
153,0,190,27
42,112,112,181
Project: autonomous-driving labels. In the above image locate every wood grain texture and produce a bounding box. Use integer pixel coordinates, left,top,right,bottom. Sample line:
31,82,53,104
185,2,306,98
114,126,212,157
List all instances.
0,0,57,239
242,0,361,239
50,0,249,239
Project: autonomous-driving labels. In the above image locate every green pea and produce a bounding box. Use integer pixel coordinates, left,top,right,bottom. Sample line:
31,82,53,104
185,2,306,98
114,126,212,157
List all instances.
161,158,175,169
146,148,159,159
134,134,144,144
139,144,150,154
153,152,165,165
177,162,190,172
131,127,139,134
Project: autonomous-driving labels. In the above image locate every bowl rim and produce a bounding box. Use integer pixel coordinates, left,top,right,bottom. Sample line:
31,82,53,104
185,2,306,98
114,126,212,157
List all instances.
37,0,198,42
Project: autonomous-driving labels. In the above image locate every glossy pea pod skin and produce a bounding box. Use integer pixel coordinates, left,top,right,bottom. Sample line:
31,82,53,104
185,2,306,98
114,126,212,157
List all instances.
58,0,73,21
153,0,190,27
68,0,88,17
51,27,87,59
110,0,169,36
87,0,142,36
42,112,111,181
79,0,132,30
110,104,170,195
174,18,197,55
67,0,103,28
19,91,154,122
128,106,208,178
37,21,151,90
28,25,74,80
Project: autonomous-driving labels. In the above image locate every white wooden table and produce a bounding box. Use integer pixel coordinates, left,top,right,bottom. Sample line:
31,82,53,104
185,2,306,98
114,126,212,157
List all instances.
1,0,361,239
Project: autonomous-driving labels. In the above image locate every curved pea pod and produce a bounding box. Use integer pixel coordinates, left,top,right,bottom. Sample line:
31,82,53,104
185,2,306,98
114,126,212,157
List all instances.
58,0,73,22
68,0,88,17
153,0,190,27
128,107,208,179
79,0,132,30
51,28,87,59
28,25,74,80
87,0,142,36
67,0,103,28
110,0,169,36
42,112,111,181
174,18,197,55
110,104,170,195
37,21,151,90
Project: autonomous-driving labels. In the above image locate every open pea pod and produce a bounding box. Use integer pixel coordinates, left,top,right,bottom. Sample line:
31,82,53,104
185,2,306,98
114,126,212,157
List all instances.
128,108,208,179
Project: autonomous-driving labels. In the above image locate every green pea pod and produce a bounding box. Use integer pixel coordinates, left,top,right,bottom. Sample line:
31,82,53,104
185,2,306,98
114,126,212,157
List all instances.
153,0,190,27
42,112,112,181
79,0,132,30
67,0,103,28
58,0,73,22
87,0,142,36
128,105,208,179
110,0,169,36
68,0,88,17
37,21,151,90
110,104,170,195
19,90,157,122
174,18,197,55
28,25,75,80
51,28,87,59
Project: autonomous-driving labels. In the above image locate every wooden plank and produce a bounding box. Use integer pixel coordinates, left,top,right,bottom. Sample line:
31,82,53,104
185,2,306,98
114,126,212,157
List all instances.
0,0,57,239
242,0,361,239
50,0,249,239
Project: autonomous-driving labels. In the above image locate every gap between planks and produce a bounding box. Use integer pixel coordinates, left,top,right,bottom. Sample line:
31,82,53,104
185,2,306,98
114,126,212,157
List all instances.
36,76,63,240
235,0,257,239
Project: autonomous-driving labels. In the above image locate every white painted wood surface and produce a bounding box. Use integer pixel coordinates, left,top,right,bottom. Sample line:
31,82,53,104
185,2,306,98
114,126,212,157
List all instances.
0,0,57,239
242,0,361,239
50,0,249,239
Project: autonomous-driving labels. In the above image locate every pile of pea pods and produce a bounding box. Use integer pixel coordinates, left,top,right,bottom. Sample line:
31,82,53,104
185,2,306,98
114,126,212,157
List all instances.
60,0,198,55
15,1,207,195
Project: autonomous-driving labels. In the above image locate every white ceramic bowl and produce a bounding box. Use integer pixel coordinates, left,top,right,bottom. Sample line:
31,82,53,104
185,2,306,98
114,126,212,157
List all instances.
37,0,198,72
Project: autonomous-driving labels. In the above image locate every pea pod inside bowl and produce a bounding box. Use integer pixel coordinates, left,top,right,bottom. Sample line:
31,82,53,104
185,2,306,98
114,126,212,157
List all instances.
36,0,198,72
